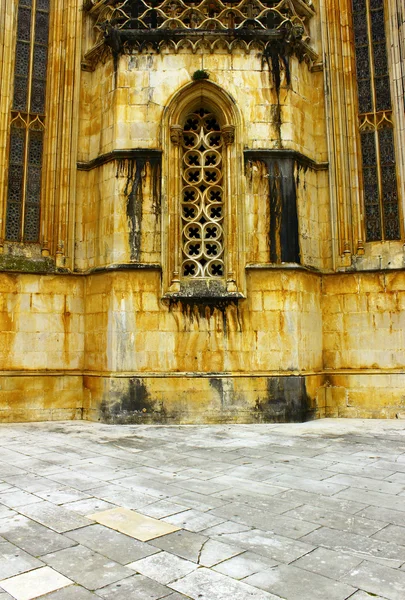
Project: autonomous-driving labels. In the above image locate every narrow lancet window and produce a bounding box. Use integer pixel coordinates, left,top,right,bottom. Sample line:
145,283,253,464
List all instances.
352,0,401,241
181,109,225,279
6,0,50,243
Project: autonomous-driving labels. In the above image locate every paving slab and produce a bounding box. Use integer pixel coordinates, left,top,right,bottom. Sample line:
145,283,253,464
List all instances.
300,526,405,568
212,551,278,579
0,539,43,579
95,574,176,600
65,524,160,564
343,560,405,600
244,564,357,600
1,420,405,600
128,550,198,584
291,547,363,579
36,586,99,599
170,567,282,600
42,545,133,591
0,567,72,600
87,507,180,541
17,501,91,533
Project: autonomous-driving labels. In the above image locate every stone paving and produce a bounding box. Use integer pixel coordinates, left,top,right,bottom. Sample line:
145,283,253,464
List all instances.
0,419,404,600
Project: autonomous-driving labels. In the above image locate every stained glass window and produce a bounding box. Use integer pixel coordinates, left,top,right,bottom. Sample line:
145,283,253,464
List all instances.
352,0,401,241
6,0,50,243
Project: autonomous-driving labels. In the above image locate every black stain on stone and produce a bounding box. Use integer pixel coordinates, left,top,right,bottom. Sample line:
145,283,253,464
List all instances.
255,376,309,422
119,157,161,262
264,157,300,264
100,378,169,424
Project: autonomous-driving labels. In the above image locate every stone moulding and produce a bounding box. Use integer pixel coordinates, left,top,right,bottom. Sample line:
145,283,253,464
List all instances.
82,0,318,70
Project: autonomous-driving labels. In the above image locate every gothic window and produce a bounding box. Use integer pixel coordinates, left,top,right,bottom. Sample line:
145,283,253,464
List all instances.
181,109,225,279
352,0,401,242
5,0,50,242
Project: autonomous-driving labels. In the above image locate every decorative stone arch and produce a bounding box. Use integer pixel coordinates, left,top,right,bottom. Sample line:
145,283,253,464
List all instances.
161,80,245,298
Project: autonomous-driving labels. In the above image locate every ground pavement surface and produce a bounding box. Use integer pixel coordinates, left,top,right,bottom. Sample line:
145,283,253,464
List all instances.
0,419,405,600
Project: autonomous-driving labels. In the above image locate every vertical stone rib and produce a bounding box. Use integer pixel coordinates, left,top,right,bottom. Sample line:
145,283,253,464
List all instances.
387,0,405,234
0,0,17,248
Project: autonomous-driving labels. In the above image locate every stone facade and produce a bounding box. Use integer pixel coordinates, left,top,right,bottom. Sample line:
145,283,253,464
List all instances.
0,0,404,423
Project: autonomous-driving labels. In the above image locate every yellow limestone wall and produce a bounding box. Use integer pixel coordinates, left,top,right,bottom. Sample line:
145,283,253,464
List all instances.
0,1,404,422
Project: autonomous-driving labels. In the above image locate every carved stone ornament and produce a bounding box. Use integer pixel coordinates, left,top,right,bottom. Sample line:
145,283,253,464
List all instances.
170,124,183,146
222,124,235,145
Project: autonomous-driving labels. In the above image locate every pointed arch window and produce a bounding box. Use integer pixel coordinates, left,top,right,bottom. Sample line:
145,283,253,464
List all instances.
351,0,401,241
5,0,50,242
180,108,225,280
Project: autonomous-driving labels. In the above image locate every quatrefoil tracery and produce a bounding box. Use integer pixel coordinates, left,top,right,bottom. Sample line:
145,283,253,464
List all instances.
180,109,225,279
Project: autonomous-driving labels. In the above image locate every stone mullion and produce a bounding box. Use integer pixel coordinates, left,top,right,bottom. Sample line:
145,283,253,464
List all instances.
386,0,405,237
0,0,17,250
169,125,182,292
321,0,363,267
40,0,64,256
53,0,82,268
342,0,365,254
222,125,237,292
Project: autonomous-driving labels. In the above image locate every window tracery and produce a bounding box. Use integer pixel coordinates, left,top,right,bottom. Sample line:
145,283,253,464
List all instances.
352,0,401,242
5,0,50,243
180,109,225,279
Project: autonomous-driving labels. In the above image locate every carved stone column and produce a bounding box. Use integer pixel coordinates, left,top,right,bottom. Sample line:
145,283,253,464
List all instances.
222,124,237,292
168,124,183,292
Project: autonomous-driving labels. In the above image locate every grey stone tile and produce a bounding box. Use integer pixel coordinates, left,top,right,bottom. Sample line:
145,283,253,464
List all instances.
209,476,287,497
356,506,405,528
61,498,116,516
213,551,278,579
211,490,302,515
169,491,228,511
347,592,388,600
42,545,133,591
128,550,197,584
343,560,405,600
1,566,72,600
164,509,225,533
325,462,396,480
96,574,176,600
326,474,405,495
170,567,281,599
217,528,315,563
244,564,356,600
167,478,232,495
150,530,208,562
111,476,182,499
275,489,368,515
385,472,405,484
32,585,98,599
0,514,76,556
283,503,386,537
267,473,349,496
138,500,188,519
87,484,157,510
371,524,405,546
45,472,103,492
1,474,62,494
335,488,405,512
0,506,16,520
0,539,44,579
300,526,405,568
291,547,363,579
0,488,43,508
17,501,92,533
65,524,160,564
201,521,253,536
210,503,320,539
162,594,192,600
35,488,91,505
198,539,243,567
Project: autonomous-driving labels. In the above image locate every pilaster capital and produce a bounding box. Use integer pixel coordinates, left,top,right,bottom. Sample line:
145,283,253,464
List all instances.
170,124,183,146
222,124,235,145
